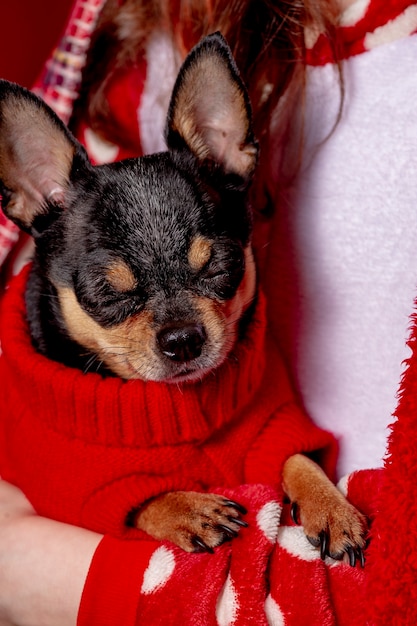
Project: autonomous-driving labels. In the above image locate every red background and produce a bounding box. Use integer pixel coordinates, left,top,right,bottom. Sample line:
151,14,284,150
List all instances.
0,0,74,87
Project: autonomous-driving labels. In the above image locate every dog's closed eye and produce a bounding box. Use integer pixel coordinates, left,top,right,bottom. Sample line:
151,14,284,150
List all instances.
195,240,245,301
71,257,145,328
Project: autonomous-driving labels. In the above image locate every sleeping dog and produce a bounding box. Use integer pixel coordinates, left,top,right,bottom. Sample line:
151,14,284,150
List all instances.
0,33,366,564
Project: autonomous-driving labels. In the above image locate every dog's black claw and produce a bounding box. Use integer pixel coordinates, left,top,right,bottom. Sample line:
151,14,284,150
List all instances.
345,546,365,568
290,502,300,525
192,537,214,554
319,530,328,561
347,546,356,567
308,530,329,560
222,499,247,516
227,516,249,528
217,524,238,539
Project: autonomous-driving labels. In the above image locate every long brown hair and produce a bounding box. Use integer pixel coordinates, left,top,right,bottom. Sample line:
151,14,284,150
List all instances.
72,0,341,211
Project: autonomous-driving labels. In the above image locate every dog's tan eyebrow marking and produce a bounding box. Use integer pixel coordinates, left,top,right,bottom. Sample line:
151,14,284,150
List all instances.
188,235,212,271
106,259,137,292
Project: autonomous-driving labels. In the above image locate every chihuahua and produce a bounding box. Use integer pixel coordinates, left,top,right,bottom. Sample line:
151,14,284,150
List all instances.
0,33,366,564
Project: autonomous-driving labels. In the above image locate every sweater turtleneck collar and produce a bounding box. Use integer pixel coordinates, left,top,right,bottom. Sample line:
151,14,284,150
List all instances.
1,265,268,447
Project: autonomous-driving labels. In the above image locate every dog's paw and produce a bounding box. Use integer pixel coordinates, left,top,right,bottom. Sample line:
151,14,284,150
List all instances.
283,454,368,566
133,491,248,553
290,495,367,566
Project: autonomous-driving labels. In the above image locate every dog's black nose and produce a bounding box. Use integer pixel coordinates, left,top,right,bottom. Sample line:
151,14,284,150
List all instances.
157,324,207,362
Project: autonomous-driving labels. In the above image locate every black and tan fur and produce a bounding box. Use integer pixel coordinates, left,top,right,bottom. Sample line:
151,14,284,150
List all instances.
0,33,366,562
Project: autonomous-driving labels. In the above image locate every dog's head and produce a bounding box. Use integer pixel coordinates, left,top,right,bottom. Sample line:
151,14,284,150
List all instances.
0,33,258,383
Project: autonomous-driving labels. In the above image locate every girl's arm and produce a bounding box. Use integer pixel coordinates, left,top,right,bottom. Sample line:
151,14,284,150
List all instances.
0,480,101,626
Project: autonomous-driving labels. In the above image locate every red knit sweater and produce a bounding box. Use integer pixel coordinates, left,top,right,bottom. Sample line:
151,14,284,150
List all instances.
0,266,337,536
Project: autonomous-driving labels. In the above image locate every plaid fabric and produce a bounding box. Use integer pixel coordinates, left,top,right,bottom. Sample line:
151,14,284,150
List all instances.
0,221,19,268
32,0,106,123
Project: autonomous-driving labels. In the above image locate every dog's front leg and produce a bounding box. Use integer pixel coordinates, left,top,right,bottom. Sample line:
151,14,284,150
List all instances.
282,454,367,565
131,491,248,553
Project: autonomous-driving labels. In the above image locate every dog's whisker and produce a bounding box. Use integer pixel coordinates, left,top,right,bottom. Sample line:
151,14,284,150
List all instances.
83,353,103,374
40,292,61,299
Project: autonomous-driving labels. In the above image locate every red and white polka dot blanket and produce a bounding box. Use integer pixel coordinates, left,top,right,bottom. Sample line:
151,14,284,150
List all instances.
133,476,379,626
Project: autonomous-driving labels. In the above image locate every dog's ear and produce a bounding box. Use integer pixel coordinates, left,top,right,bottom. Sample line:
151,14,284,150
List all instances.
0,80,86,233
166,32,258,184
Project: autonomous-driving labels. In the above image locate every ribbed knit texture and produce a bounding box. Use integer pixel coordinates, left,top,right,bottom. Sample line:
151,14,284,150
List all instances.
0,265,336,536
